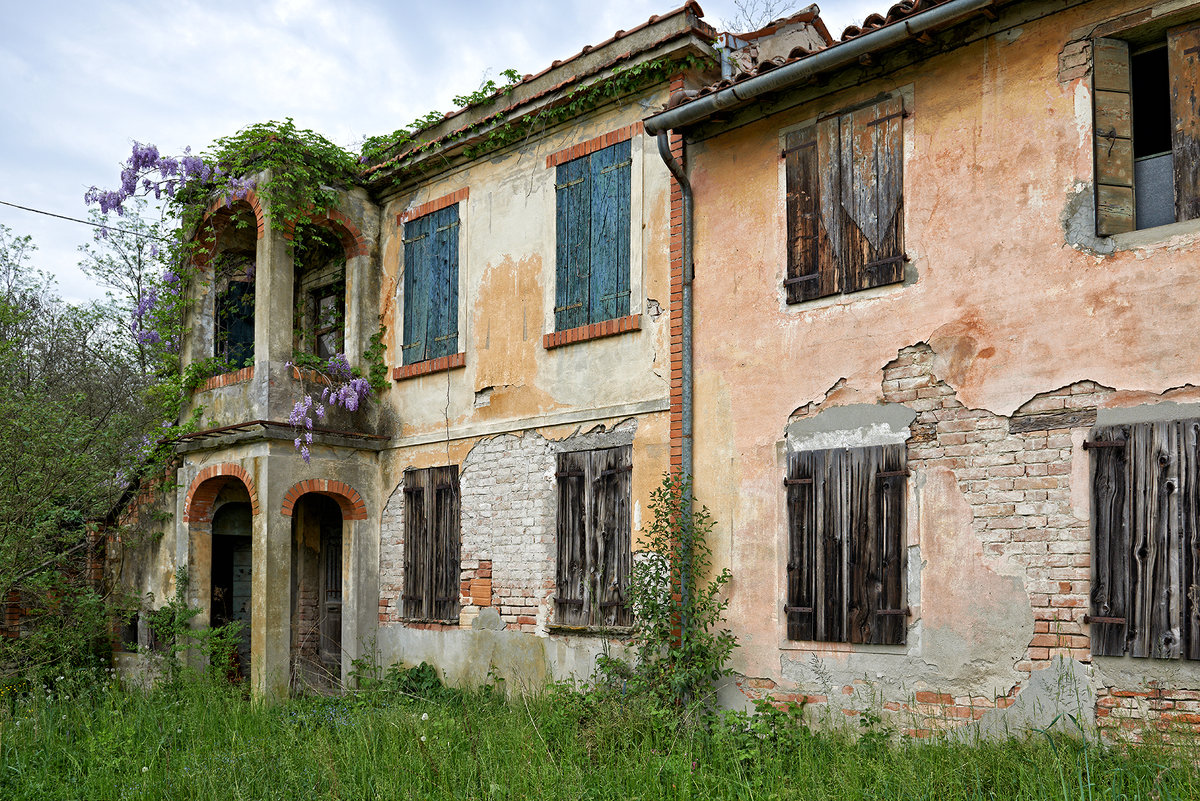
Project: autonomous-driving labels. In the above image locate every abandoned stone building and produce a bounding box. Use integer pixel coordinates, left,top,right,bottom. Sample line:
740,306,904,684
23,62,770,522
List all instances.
110,0,1200,736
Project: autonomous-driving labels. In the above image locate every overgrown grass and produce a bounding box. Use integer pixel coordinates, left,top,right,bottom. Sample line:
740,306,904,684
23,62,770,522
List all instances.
1,671,1197,800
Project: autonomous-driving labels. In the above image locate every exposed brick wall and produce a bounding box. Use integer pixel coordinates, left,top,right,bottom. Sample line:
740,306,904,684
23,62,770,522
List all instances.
378,432,557,631
742,343,1200,737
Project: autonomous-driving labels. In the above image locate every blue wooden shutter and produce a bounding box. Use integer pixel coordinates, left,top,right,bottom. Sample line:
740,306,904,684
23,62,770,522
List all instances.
555,157,591,331
402,214,431,365
427,205,459,360
589,141,631,323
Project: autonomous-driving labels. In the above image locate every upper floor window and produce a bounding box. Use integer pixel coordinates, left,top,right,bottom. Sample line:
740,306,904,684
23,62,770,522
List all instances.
215,275,254,367
784,94,905,303
1093,25,1200,234
402,204,459,365
554,140,631,331
1090,419,1200,660
784,444,907,645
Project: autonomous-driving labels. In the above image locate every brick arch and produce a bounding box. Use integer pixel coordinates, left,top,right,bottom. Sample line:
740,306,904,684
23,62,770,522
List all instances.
282,208,368,259
281,479,367,521
183,463,260,524
191,192,267,270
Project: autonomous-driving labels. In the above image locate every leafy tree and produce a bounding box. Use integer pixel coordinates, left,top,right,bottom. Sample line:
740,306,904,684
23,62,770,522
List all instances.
0,224,149,680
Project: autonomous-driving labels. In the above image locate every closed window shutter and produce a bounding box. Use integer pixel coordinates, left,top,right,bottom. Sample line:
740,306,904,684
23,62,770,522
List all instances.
1093,38,1136,235
591,446,632,627
402,215,431,365
555,451,589,625
840,96,905,292
787,444,906,644
589,141,631,323
784,125,834,302
555,158,591,331
863,444,907,645
430,466,460,622
402,469,431,619
427,205,460,360
1168,23,1200,223
785,450,817,640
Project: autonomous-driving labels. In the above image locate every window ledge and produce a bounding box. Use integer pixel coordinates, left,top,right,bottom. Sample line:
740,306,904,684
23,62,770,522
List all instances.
546,623,634,638
543,314,640,350
194,366,254,393
1111,217,1200,250
398,618,461,630
392,352,466,381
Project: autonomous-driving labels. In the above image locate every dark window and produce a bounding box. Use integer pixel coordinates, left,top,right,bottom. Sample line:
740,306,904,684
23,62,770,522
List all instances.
402,466,460,622
1093,25,1200,234
784,95,905,304
402,204,459,366
1089,420,1200,659
554,140,631,331
310,283,344,359
215,280,254,367
555,445,632,627
785,444,907,644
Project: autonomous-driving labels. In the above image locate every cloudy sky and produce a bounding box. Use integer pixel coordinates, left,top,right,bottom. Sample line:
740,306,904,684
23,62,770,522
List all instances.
0,0,881,302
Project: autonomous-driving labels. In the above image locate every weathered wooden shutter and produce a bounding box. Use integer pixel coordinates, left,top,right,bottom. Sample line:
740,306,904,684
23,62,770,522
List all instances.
838,96,905,292
853,443,907,645
589,142,631,323
1093,38,1136,235
1090,426,1130,656
402,215,431,365
427,205,460,360
785,450,817,639
786,444,906,644
319,518,342,669
555,157,591,331
429,465,460,622
1092,421,1200,660
784,125,839,302
1168,23,1200,223
402,469,430,619
555,451,589,625
592,446,632,626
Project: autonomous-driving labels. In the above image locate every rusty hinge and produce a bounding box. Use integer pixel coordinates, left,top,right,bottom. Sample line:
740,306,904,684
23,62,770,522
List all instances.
784,605,813,614
599,465,634,477
874,607,910,616
555,470,585,478
876,469,910,478
780,140,816,158
1083,440,1126,450
784,477,813,486
864,254,908,269
554,597,585,605
1083,614,1126,624
783,273,820,286
555,177,586,190
865,109,909,127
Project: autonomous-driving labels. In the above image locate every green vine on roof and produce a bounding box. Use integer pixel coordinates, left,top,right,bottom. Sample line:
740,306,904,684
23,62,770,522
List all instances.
363,53,716,179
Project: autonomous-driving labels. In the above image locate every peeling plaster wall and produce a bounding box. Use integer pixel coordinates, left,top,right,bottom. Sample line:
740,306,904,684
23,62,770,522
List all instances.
689,0,1200,735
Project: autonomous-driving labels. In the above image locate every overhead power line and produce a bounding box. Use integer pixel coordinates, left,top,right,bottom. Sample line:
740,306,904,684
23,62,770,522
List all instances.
0,199,173,242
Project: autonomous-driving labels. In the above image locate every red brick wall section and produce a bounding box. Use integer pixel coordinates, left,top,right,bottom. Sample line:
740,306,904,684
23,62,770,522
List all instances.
192,192,266,270
283,207,369,258
668,74,685,475
542,315,640,350
193,365,254,393
397,187,469,225
545,122,644,168
392,352,466,381
183,464,260,524
281,479,367,521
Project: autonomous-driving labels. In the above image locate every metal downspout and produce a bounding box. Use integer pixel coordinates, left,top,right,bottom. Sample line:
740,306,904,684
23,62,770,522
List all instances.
656,131,694,632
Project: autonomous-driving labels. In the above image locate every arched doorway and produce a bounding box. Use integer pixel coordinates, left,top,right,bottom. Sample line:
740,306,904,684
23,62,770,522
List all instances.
211,501,252,677
183,463,260,683
290,494,344,691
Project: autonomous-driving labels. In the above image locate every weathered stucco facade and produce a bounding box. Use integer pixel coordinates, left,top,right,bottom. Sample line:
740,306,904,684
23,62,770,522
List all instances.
648,0,1200,736
108,0,1200,738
